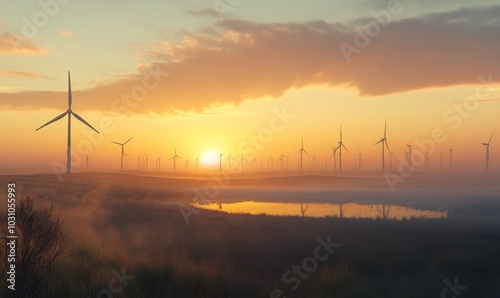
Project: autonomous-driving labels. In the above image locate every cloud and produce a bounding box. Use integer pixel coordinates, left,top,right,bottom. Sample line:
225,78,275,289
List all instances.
186,8,220,18
0,5,499,114
0,71,49,78
58,30,72,37
0,32,47,55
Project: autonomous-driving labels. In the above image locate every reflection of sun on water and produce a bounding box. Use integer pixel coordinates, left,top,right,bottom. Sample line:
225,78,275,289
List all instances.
191,201,448,220
201,150,219,167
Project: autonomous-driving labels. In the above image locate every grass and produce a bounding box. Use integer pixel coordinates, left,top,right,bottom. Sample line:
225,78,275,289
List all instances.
0,173,499,297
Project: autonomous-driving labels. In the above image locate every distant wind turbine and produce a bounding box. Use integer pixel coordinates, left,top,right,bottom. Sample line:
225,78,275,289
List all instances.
338,125,350,173
35,71,100,174
298,137,309,172
406,141,413,171
110,137,133,172
156,153,161,172
185,158,190,171
482,131,494,172
226,152,236,168
143,152,152,171
439,148,444,171
169,148,181,172
195,154,200,171
239,155,247,170
85,151,90,172
251,156,257,171
449,146,453,172
331,145,339,172
374,120,390,172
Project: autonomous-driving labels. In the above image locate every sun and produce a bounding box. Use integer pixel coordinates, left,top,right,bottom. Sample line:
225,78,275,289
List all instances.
201,150,219,167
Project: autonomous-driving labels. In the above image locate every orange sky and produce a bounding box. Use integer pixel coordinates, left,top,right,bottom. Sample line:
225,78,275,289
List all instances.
1,2,499,174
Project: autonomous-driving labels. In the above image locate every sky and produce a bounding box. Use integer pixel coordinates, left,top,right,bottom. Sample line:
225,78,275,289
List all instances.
1,0,500,174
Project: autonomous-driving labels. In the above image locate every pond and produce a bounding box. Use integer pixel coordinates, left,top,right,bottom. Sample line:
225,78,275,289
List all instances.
191,201,448,220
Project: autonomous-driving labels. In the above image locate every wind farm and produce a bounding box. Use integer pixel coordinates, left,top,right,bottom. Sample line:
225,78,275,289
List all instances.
1,1,500,297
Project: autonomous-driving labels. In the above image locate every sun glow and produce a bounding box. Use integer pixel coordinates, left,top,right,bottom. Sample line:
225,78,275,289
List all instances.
201,150,219,167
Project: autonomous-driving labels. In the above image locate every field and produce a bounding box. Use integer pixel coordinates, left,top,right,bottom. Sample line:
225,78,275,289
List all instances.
1,172,500,297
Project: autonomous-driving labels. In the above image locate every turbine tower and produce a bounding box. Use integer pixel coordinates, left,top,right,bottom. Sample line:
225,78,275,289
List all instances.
195,154,200,171
239,155,247,171
439,148,444,171
143,152,152,171
110,137,133,172
338,125,350,173
35,71,100,174
226,152,236,169
169,148,181,172
374,120,390,172
482,131,494,172
298,137,309,172
406,141,413,171
449,146,453,172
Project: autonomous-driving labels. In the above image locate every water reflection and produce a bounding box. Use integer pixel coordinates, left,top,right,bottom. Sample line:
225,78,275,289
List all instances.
191,201,447,220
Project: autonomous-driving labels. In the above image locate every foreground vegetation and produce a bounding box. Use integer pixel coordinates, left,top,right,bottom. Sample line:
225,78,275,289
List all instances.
0,174,499,297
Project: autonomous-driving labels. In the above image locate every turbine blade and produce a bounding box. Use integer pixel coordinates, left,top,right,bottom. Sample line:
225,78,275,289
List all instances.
68,71,72,109
489,131,494,144
110,141,122,145
72,112,100,134
374,139,382,145
342,144,350,154
385,140,390,153
384,119,387,138
303,149,309,156
123,137,133,145
35,111,68,131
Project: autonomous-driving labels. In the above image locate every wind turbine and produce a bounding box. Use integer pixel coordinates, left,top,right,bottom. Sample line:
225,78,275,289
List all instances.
35,71,100,174
251,156,257,171
424,152,429,172
284,153,290,170
143,152,152,171
267,154,274,171
156,153,161,172
226,152,236,169
483,131,494,172
406,141,413,171
374,120,390,172
312,154,317,170
279,153,285,171
137,156,142,171
358,149,362,172
195,154,200,171
239,155,247,171
169,148,181,172
338,125,350,173
298,137,309,171
185,158,190,171
449,146,453,172
85,150,90,172
439,148,444,171
331,145,339,172
110,137,133,172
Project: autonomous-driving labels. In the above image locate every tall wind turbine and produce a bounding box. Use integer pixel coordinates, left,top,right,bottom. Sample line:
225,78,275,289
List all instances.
483,131,494,172
169,148,181,172
374,120,390,172
338,125,350,173
35,71,100,174
110,137,133,172
298,137,309,171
